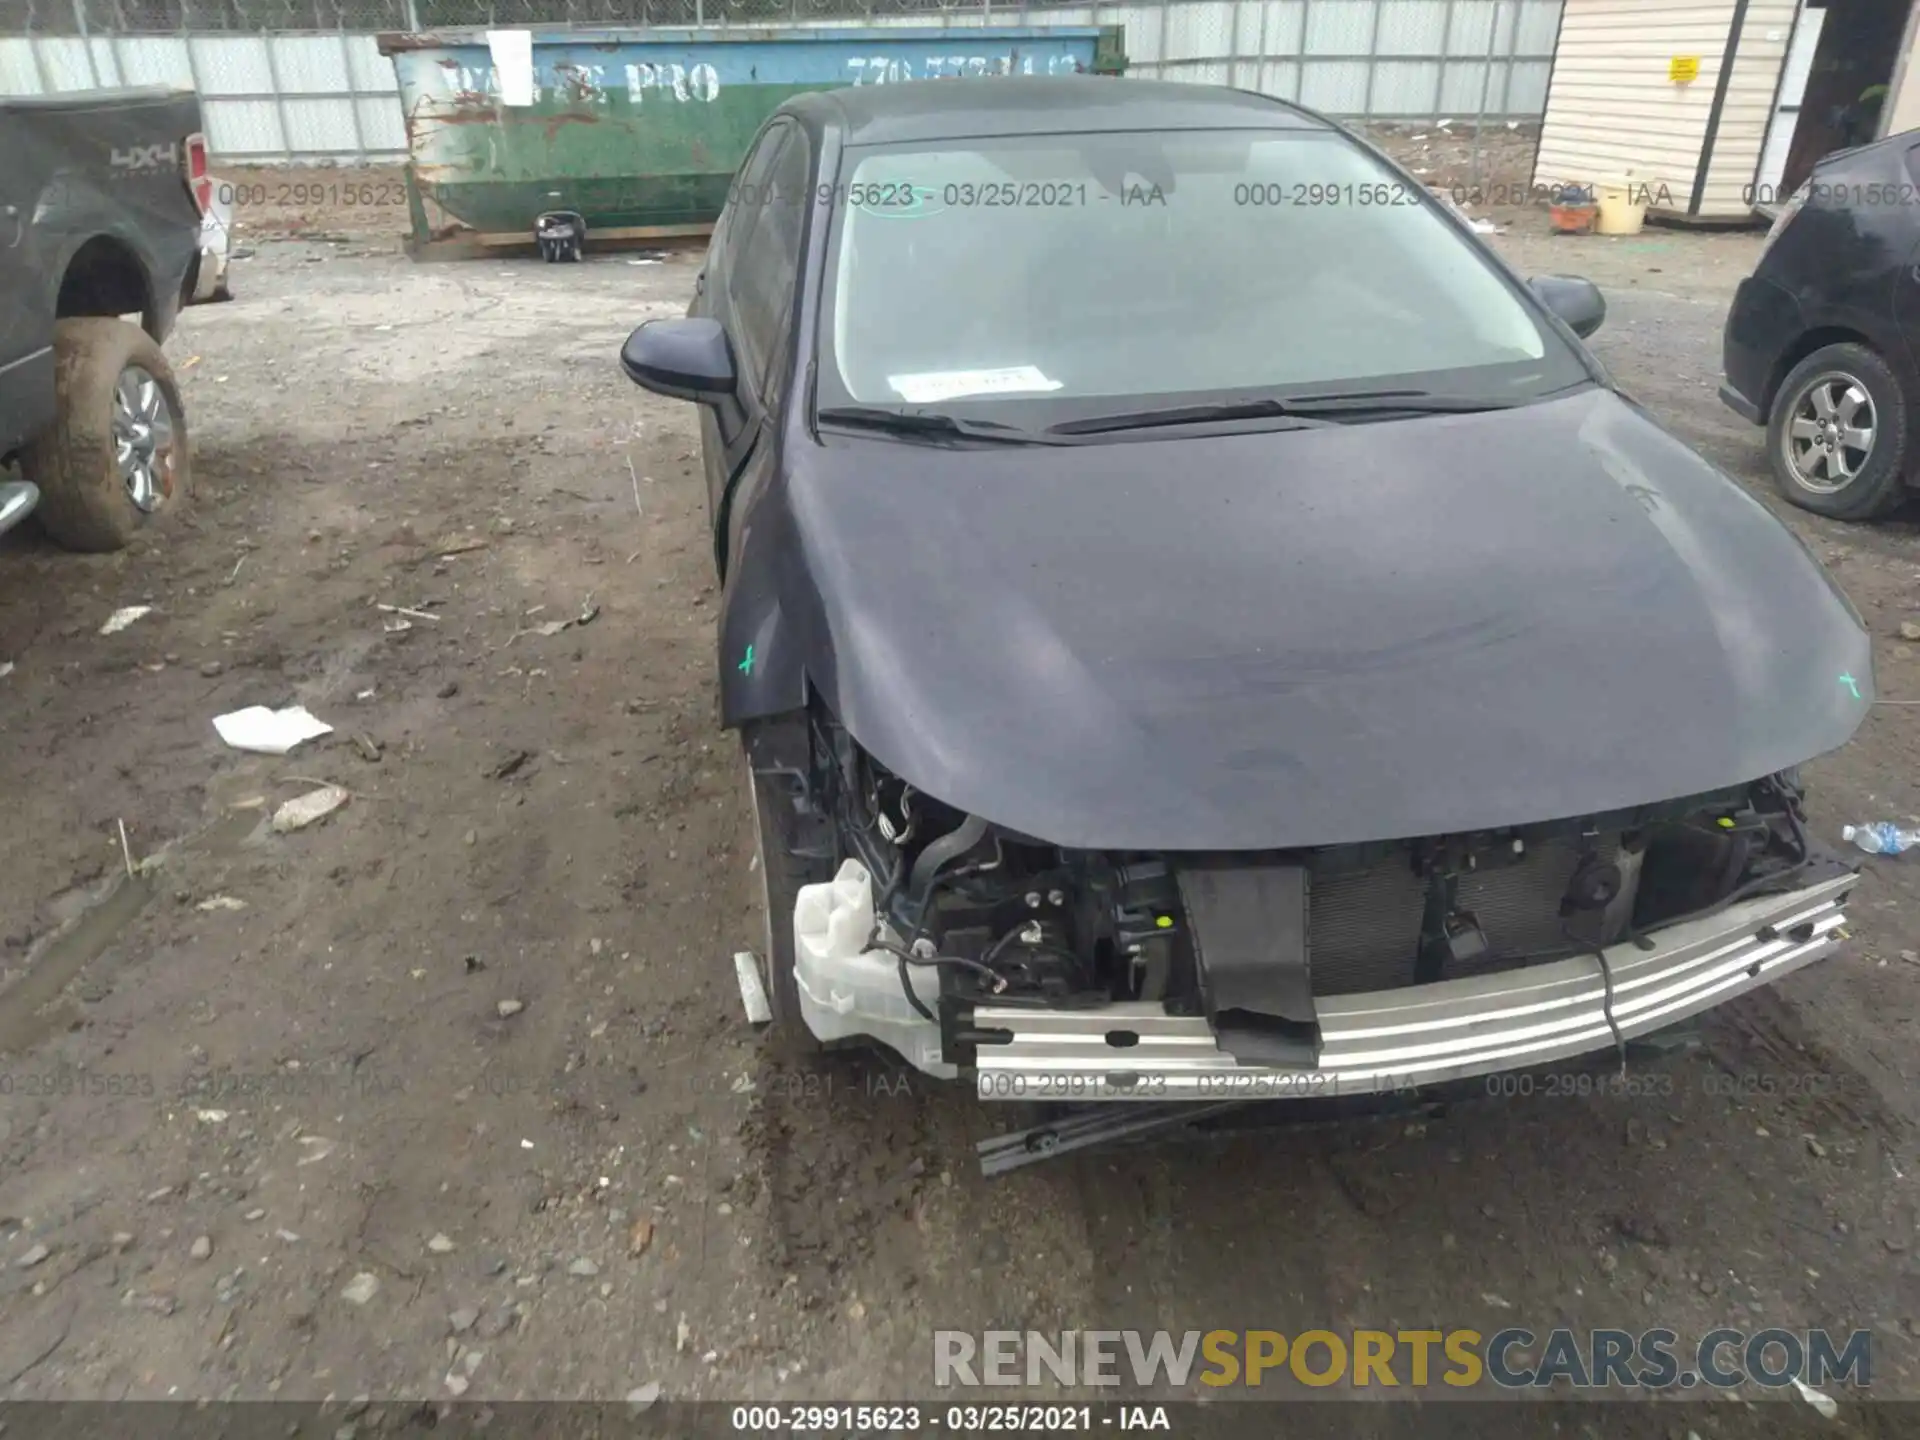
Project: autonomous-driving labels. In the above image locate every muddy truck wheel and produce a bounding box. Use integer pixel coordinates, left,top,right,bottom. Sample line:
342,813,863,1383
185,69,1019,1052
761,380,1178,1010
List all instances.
22,317,192,553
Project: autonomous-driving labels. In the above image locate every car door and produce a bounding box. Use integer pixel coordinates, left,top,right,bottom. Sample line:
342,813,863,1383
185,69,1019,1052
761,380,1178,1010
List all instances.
1894,141,1920,389
696,120,796,545
712,125,811,579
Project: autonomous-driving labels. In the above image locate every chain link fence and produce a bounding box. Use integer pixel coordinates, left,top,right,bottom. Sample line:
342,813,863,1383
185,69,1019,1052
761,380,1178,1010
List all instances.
2,0,1560,161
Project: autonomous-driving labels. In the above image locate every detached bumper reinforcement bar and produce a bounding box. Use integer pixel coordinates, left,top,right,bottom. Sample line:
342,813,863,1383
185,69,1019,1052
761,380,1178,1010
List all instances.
970,872,1855,1101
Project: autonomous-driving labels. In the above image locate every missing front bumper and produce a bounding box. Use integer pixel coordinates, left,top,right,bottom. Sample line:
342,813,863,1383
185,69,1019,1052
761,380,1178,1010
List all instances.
969,871,1856,1101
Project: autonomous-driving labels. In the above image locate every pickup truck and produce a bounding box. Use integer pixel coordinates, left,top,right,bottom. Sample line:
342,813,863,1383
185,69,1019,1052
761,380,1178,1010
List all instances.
1,86,218,552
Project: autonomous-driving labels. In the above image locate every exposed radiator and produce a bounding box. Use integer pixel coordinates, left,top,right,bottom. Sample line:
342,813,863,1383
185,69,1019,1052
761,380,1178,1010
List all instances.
1307,835,1625,996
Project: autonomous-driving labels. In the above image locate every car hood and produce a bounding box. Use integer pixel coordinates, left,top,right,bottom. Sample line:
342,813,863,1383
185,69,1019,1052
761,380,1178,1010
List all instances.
778,388,1871,850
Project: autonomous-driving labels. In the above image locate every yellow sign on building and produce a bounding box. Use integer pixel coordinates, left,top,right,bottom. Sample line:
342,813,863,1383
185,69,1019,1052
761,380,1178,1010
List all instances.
1670,55,1701,84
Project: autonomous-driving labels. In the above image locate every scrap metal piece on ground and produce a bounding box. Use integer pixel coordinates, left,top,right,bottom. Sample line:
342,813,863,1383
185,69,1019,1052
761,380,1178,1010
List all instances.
977,1101,1251,1177
734,951,772,1025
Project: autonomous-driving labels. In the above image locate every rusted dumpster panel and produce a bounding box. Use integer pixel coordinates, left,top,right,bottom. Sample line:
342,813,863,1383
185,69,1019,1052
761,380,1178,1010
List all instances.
379,26,1127,244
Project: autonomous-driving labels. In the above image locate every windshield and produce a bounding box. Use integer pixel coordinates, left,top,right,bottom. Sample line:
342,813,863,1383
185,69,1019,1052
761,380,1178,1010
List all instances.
817,127,1587,420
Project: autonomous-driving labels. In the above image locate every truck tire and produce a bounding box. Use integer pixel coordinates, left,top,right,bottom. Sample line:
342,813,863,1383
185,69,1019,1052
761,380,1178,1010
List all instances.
21,317,192,553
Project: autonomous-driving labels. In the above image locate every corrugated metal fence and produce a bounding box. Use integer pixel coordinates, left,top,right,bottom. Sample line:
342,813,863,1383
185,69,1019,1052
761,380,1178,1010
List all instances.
0,0,1563,162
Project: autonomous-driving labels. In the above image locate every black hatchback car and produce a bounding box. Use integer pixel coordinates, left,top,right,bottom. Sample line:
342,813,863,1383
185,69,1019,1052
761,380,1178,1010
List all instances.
620,78,1866,1117
1721,128,1920,519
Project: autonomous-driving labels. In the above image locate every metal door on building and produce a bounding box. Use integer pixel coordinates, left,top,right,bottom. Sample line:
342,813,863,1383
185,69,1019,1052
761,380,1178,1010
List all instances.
1756,3,1830,205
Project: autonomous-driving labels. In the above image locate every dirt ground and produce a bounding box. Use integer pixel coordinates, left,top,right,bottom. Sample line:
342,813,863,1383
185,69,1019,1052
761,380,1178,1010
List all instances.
3,157,1920,1436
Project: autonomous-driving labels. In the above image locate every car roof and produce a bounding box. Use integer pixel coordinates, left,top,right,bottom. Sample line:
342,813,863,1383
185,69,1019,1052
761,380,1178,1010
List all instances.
781,76,1333,147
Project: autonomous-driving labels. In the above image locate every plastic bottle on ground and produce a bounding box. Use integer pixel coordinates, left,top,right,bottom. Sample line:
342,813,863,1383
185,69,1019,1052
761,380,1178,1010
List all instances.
1841,823,1920,856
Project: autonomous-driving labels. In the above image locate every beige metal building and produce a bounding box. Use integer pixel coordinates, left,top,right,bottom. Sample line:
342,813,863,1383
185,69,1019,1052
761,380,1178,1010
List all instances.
1532,0,1920,220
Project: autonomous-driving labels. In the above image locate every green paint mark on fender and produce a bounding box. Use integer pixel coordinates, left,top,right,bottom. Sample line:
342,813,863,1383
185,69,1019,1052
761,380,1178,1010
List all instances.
1840,672,1861,699
739,644,755,677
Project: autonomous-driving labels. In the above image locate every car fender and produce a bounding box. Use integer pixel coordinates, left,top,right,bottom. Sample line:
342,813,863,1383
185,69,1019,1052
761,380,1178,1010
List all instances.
38,176,170,334
1790,295,1906,370
716,481,809,728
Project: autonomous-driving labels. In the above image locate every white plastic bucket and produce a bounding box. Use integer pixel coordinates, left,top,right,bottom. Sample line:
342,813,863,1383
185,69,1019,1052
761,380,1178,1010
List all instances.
1594,183,1649,235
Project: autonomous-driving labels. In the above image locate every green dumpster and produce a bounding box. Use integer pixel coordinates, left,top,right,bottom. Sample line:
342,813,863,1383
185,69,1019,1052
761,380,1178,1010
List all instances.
378,25,1128,251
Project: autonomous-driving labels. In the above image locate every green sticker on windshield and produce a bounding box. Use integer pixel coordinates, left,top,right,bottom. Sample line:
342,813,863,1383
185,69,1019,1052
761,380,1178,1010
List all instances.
856,184,944,220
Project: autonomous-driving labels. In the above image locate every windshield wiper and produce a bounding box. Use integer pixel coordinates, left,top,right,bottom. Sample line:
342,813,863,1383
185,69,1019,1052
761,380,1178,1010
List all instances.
1047,390,1519,436
816,405,1070,445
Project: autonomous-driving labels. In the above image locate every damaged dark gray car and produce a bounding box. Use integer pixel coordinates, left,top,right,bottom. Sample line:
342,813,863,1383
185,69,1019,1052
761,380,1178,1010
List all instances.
620,78,1870,1118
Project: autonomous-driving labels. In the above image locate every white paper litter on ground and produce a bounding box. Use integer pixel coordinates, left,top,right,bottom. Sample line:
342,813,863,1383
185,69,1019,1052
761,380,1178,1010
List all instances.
889,365,1062,404
1469,218,1505,235
272,785,350,833
213,705,333,755
734,951,773,1025
100,606,152,635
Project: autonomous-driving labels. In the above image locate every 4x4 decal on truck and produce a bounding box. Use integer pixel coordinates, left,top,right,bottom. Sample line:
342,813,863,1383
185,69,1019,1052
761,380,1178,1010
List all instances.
110,142,178,172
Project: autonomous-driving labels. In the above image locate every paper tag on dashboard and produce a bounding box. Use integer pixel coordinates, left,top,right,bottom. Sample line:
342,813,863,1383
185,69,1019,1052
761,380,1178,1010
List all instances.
887,365,1063,404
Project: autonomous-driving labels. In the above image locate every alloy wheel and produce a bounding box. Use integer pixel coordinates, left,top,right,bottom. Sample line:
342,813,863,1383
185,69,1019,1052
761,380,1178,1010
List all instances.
111,364,177,513
1782,372,1876,494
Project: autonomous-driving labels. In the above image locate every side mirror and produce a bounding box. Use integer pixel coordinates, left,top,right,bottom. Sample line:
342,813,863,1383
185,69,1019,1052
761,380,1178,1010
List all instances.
1529,274,1607,339
620,317,736,402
